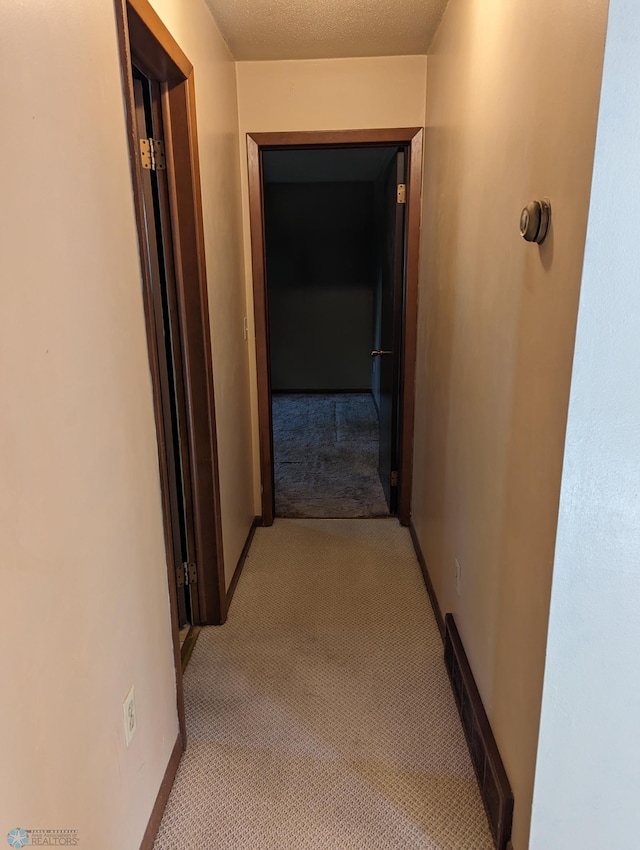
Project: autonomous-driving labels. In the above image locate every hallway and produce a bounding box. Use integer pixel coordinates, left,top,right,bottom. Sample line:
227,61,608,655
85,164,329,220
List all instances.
154,520,493,849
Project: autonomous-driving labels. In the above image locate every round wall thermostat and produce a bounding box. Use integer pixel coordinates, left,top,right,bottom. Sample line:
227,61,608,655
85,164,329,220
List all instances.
520,198,551,244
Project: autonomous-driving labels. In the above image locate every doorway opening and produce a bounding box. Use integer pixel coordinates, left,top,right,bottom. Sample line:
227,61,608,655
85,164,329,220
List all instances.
263,147,403,518
247,129,424,527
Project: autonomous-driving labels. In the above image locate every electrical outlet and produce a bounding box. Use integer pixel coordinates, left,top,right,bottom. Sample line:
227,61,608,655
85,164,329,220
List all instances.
123,686,137,748
455,558,462,597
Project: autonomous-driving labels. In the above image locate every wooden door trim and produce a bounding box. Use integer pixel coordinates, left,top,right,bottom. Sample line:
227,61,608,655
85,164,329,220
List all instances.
114,0,227,740
132,75,202,628
400,128,423,523
248,129,422,148
126,0,192,82
148,81,201,624
161,76,227,626
246,128,423,526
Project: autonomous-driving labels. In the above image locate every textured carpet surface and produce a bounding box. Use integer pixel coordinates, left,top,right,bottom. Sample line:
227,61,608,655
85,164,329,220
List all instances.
272,394,389,518
154,519,494,850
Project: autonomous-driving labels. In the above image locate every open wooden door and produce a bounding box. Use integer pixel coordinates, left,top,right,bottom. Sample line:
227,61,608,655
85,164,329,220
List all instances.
375,149,406,514
132,70,199,628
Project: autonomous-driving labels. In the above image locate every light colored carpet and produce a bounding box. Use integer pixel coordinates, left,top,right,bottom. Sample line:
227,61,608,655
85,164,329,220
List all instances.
154,519,494,850
272,394,389,518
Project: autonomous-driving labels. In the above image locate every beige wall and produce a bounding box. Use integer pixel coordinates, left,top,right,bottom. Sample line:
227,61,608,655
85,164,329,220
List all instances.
0,0,249,848
411,1,608,848
235,56,428,508
149,0,255,587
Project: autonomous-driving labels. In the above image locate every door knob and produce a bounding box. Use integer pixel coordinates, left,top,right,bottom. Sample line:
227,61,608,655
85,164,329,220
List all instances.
371,350,393,357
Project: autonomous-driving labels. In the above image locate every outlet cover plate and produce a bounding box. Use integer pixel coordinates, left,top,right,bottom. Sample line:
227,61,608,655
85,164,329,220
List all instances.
123,685,137,748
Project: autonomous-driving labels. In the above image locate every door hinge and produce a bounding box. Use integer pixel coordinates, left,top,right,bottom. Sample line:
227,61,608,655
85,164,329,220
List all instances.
391,470,399,487
139,138,166,171
397,183,406,204
176,562,197,588
176,562,186,588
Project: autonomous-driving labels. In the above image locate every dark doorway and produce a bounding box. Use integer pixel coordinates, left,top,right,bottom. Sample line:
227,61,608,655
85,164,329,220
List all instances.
248,129,423,527
262,147,404,518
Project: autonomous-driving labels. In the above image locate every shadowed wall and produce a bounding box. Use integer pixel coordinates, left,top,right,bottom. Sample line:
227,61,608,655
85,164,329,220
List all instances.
265,182,375,391
411,1,609,847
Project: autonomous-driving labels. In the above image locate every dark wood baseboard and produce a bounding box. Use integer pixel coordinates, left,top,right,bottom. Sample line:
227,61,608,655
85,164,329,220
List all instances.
409,522,445,639
226,516,261,610
444,615,514,850
180,625,201,670
139,732,182,850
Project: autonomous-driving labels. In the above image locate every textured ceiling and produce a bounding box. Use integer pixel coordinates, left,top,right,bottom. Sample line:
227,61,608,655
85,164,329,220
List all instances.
203,0,449,61
263,147,398,183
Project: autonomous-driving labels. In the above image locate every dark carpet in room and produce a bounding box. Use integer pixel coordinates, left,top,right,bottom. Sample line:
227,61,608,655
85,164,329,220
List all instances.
272,393,389,518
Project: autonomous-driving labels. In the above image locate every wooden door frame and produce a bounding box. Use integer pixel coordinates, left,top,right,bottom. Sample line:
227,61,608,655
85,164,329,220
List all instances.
114,0,228,735
247,128,423,526
131,72,201,634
